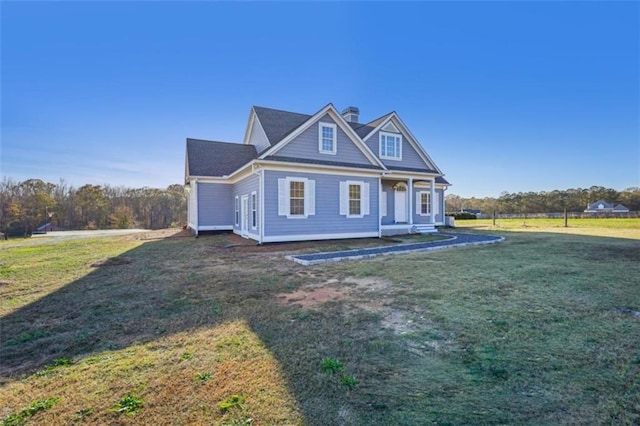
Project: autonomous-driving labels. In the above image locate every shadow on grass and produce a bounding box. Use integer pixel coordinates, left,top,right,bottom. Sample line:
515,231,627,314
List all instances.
2,230,639,424
0,233,408,424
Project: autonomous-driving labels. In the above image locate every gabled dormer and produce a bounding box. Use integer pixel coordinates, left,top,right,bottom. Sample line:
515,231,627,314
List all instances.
361,112,443,174
251,104,385,171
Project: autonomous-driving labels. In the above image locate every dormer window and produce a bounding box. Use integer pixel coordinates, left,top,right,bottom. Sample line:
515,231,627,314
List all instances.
318,122,337,154
380,132,402,160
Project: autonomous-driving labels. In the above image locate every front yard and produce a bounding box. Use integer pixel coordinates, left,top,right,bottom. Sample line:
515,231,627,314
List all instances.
1,222,639,424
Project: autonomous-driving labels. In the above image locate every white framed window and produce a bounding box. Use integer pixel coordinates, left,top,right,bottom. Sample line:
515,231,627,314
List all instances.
339,181,370,218
234,196,240,225
417,191,431,215
318,122,337,155
349,184,361,216
379,131,402,160
416,191,440,215
251,191,257,229
278,177,316,219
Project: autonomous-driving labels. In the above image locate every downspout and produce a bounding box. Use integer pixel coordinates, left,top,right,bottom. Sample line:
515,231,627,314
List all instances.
193,178,199,237
430,177,436,225
251,164,264,244
260,169,265,244
378,176,382,238
409,178,413,225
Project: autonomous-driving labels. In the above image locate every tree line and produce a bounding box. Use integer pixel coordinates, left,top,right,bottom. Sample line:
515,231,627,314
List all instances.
446,186,640,214
0,178,187,237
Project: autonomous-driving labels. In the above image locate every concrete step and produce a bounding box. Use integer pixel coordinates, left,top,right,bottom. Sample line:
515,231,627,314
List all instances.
413,224,438,234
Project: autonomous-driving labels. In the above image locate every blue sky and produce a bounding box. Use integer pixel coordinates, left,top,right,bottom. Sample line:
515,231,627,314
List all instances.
2,1,638,197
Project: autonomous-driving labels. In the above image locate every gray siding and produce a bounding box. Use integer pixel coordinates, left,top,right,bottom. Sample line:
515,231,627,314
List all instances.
188,184,197,226
248,115,271,154
365,127,431,170
381,181,398,226
198,182,233,226
275,114,373,166
411,187,444,224
264,170,379,238
232,174,260,235
436,188,444,223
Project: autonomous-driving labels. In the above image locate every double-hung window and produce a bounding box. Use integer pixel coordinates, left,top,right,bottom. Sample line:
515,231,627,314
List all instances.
416,191,440,216
278,177,316,219
349,184,361,216
289,180,305,216
418,192,431,215
251,192,257,229
318,122,337,154
380,132,402,160
234,196,240,225
339,181,370,218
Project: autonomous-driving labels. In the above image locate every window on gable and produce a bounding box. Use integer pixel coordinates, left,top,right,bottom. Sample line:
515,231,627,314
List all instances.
278,177,316,219
340,181,370,218
380,132,402,160
318,122,337,154
251,192,257,229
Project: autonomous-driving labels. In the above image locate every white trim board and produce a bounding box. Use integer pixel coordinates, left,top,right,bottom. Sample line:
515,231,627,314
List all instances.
198,225,233,231
262,231,379,243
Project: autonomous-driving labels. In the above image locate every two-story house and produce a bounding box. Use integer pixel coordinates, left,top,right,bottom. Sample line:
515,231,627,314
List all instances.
185,104,449,243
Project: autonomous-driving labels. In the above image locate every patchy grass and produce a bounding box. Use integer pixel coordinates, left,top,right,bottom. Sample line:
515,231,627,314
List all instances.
1,227,639,424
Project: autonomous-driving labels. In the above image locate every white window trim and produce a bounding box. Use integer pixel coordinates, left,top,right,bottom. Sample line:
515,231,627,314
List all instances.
340,180,370,218
278,177,316,219
234,196,240,226
417,191,431,216
318,122,337,155
379,131,402,161
251,191,257,230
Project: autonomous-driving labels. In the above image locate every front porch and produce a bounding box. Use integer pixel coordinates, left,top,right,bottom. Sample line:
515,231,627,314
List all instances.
380,176,443,235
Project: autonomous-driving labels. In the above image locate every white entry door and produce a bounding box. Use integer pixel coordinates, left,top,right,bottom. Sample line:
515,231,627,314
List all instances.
394,184,408,223
241,195,249,237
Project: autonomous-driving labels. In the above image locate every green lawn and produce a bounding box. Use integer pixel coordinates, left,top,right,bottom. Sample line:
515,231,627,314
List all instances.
1,223,639,424
456,217,640,239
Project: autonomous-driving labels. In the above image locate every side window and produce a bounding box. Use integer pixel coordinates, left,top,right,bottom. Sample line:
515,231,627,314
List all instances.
251,192,257,229
339,181,370,218
234,196,240,225
289,180,305,216
278,177,316,219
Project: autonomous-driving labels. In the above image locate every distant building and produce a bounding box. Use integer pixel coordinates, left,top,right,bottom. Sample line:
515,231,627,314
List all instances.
584,200,629,213
460,209,482,216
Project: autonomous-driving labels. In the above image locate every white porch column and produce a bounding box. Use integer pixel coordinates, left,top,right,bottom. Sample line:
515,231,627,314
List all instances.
430,177,436,225
378,177,383,238
408,178,413,225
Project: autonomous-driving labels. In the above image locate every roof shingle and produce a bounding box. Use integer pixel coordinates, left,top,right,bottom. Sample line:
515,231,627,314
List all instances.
186,138,257,177
253,106,311,146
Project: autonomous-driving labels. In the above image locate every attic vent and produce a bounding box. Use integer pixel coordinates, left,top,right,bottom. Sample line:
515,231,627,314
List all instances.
341,106,359,123
382,122,399,133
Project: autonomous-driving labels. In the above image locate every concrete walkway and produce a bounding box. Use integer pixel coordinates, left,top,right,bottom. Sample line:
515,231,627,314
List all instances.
286,232,505,265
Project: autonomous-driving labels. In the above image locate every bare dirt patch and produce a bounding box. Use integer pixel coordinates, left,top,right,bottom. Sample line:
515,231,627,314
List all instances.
276,276,394,309
276,286,350,307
